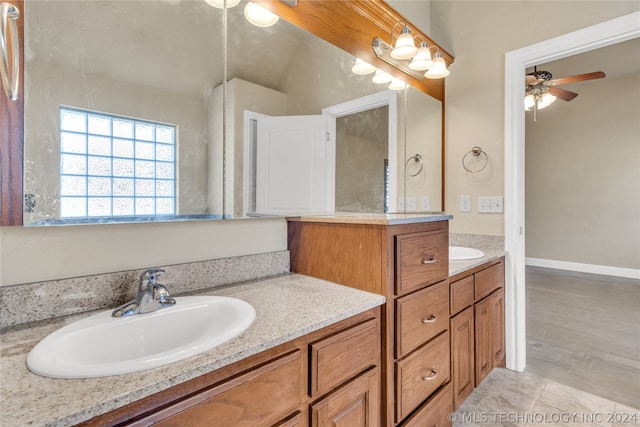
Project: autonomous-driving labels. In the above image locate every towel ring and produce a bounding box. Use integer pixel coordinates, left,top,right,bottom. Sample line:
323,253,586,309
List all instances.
405,154,423,177
0,2,20,101
462,146,488,173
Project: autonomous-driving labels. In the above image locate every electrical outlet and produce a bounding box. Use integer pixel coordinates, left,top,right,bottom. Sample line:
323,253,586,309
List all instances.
478,196,504,213
405,197,416,211
398,197,406,210
420,196,431,211
460,195,471,212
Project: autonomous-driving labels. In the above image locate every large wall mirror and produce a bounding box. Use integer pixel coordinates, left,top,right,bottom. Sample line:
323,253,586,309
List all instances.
20,0,445,226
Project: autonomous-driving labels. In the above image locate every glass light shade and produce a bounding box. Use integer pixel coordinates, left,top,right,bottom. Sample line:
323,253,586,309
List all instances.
372,69,393,84
388,78,408,91
351,58,376,75
244,2,279,27
524,94,535,110
409,43,433,71
204,0,240,8
390,29,418,60
537,93,557,109
424,54,450,79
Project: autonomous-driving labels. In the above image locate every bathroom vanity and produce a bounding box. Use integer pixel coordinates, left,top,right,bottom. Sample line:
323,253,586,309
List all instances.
0,275,385,426
287,214,506,426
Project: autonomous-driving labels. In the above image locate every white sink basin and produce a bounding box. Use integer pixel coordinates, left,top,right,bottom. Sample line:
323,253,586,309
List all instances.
27,296,255,378
449,246,485,261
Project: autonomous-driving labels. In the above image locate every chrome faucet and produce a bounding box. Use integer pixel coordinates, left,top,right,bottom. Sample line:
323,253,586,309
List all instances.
112,269,177,317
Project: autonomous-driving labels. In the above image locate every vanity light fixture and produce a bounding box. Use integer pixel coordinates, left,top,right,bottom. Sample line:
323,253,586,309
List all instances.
388,78,408,91
424,52,450,79
372,21,450,81
351,58,376,75
204,0,240,8
372,69,393,84
390,24,418,60
244,1,279,27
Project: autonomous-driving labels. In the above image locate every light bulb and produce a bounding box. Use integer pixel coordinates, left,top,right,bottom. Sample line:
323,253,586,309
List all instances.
424,53,450,79
409,42,433,71
391,27,418,60
372,69,393,84
389,78,408,90
204,0,240,8
351,58,376,75
244,1,279,27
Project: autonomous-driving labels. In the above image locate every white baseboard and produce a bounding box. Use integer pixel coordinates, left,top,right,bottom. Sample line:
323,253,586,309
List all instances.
525,257,640,280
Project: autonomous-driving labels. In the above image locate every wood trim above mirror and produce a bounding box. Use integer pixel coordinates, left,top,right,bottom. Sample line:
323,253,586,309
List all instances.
254,0,454,101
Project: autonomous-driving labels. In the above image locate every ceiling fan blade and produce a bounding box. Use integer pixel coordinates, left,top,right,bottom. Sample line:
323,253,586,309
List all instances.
551,71,606,85
548,86,579,101
525,75,539,85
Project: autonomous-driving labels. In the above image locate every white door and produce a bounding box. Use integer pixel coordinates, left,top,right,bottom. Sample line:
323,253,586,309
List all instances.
256,115,335,215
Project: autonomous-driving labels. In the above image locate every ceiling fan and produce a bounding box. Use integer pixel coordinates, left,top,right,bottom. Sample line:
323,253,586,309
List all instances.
525,66,606,120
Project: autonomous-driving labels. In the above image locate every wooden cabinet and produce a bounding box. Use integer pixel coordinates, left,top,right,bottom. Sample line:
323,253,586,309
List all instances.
449,258,505,409
311,368,380,427
401,382,453,427
288,220,450,426
450,307,474,409
80,307,381,427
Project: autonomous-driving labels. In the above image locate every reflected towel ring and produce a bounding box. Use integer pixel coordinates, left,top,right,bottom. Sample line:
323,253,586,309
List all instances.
0,2,20,101
405,153,423,177
462,146,488,173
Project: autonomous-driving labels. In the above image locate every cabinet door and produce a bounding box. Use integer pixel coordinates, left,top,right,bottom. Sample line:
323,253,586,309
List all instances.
311,368,380,427
474,297,492,386
491,289,506,368
451,306,475,409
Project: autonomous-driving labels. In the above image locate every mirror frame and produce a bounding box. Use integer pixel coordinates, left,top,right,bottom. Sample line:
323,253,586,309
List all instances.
0,0,452,226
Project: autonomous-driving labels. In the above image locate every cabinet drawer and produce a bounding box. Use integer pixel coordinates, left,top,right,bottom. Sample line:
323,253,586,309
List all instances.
475,261,505,300
310,318,379,398
395,332,450,422
146,351,302,427
450,275,474,315
401,382,453,427
395,231,448,295
396,280,449,358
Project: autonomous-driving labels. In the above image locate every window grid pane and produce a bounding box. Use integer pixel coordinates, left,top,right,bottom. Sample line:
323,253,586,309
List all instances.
59,107,176,218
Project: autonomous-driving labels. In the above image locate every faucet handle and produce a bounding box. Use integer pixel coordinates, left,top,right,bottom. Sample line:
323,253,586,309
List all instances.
138,268,166,292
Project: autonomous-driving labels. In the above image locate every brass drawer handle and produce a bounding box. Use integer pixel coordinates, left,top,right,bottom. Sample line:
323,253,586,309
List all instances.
421,369,438,381
422,315,437,324
421,258,437,265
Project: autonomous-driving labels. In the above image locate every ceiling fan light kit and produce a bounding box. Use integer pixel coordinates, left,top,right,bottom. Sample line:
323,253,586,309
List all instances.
525,66,606,121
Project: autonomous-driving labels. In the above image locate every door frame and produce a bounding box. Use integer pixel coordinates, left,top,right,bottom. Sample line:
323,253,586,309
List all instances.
503,11,640,372
322,90,398,212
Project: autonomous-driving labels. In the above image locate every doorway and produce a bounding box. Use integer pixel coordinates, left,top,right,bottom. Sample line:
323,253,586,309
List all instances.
503,11,640,372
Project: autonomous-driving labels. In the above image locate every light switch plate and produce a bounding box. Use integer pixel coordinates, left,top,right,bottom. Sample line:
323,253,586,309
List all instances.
398,197,405,210
478,196,504,213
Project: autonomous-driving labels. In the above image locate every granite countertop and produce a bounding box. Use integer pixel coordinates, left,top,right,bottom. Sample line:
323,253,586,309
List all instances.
448,233,506,276
287,212,453,225
0,274,385,427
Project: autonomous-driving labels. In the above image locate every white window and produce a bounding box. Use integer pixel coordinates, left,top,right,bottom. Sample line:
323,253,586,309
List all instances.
59,107,176,218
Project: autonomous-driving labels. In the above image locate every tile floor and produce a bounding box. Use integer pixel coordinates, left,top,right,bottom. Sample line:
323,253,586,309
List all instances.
454,368,640,427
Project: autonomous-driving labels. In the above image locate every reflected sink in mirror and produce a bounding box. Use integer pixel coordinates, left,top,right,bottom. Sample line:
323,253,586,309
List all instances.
27,296,255,378
449,246,485,261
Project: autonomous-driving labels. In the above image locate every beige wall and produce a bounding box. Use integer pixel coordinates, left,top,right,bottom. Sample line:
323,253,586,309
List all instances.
431,0,640,236
525,72,640,269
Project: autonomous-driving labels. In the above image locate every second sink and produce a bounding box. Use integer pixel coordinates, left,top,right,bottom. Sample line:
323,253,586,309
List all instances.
449,246,485,261
27,296,256,378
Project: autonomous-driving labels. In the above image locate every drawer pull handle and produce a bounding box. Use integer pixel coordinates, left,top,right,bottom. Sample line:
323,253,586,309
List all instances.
421,370,438,381
421,258,437,265
422,315,437,323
